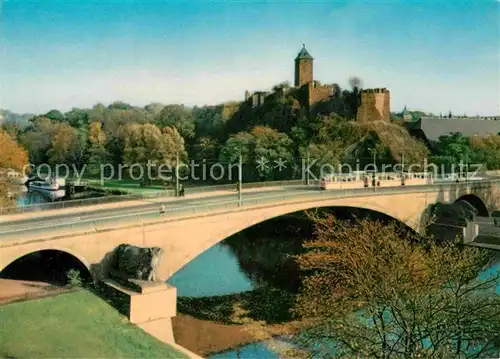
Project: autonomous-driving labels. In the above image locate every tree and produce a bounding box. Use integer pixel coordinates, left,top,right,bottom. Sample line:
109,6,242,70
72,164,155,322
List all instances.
46,123,78,165
192,137,219,161
70,127,89,171
219,126,294,181
219,131,254,164
20,117,58,164
44,109,65,122
468,135,500,170
0,130,28,173
108,101,133,110
348,76,362,90
193,105,227,141
433,133,475,172
88,121,108,172
0,130,28,208
293,215,500,358
122,123,187,181
65,108,89,128
346,76,363,120
155,104,195,140
144,103,165,116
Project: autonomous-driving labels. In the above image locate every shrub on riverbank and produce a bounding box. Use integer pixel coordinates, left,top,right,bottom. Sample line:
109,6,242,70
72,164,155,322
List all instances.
293,215,500,358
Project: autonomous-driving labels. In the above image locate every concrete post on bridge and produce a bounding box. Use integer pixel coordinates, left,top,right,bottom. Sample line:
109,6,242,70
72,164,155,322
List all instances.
463,221,479,244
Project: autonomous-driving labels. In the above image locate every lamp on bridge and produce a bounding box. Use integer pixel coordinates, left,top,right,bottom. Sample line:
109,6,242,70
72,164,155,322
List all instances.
368,148,377,174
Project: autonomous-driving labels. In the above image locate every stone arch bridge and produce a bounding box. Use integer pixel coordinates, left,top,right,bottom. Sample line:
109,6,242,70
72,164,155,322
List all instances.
1,180,498,281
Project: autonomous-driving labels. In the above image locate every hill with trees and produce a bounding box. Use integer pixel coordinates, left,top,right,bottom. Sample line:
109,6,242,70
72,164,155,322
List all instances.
2,80,499,183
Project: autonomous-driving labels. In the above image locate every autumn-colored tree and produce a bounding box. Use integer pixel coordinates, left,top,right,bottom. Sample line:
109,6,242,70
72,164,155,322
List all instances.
88,121,108,173
46,123,78,165
0,129,29,208
293,215,500,358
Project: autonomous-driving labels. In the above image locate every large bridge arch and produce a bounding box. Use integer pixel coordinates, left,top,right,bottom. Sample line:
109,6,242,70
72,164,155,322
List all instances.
169,204,418,276
455,194,489,217
146,192,435,279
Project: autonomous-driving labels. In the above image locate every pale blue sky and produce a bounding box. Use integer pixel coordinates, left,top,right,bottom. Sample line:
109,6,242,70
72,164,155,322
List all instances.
1,0,499,115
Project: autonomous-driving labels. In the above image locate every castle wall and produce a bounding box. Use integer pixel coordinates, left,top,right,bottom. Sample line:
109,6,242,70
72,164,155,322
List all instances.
356,88,391,123
308,83,334,107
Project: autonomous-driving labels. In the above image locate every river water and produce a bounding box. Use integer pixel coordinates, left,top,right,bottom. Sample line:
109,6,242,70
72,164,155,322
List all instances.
15,189,51,206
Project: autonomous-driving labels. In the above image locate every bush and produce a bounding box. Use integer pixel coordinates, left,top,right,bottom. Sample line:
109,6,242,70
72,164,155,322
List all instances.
66,269,83,288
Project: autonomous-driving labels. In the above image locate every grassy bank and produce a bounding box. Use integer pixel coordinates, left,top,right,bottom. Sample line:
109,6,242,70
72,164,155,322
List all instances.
0,290,187,358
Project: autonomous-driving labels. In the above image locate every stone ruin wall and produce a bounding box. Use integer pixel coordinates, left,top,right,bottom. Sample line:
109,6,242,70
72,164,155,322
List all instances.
356,88,391,123
308,83,335,107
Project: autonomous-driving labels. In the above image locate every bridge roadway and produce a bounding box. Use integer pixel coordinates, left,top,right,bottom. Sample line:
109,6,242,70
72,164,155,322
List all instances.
1,178,499,243
0,185,315,239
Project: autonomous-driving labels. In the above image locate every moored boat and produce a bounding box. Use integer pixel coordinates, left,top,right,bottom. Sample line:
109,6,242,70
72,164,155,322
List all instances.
29,180,60,191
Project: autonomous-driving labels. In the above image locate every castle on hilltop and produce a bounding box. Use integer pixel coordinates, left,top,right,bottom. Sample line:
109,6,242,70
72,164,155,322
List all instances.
244,45,391,123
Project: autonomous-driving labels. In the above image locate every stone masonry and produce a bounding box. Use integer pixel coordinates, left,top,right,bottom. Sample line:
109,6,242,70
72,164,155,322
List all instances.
356,88,391,123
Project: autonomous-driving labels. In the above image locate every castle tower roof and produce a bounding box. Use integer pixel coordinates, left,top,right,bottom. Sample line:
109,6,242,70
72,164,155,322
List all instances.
295,44,313,60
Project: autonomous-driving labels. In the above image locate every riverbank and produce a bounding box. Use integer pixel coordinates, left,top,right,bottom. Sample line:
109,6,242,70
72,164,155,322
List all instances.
0,278,70,304
171,287,308,356
172,314,304,356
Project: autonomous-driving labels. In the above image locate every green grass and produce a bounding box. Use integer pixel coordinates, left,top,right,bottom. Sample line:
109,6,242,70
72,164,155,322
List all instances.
0,290,188,358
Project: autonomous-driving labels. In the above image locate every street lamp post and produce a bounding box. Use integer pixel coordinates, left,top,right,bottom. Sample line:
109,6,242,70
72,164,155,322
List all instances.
369,148,376,173
175,152,179,196
306,148,310,186
238,154,242,206
368,148,377,189
465,153,469,183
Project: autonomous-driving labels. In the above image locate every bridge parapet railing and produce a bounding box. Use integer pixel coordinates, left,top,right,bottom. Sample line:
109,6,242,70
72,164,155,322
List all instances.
0,179,310,216
1,179,499,240
91,179,499,229
4,177,496,216
0,190,176,216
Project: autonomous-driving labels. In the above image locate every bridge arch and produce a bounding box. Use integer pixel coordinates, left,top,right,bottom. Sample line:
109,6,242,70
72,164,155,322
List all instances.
214,202,417,245
0,247,92,284
167,199,421,278
455,194,489,217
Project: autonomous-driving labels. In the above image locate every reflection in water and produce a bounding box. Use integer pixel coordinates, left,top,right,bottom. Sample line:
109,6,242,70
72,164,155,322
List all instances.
481,251,500,294
209,341,279,359
167,214,310,298
16,189,51,206
167,244,256,297
15,189,67,206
